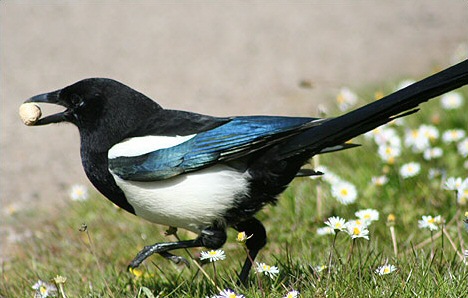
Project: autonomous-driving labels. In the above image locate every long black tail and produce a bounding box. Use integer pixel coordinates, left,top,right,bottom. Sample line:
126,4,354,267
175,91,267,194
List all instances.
280,59,468,159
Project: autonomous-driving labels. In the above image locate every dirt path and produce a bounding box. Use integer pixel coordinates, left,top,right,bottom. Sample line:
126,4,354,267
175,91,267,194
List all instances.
1,2,467,257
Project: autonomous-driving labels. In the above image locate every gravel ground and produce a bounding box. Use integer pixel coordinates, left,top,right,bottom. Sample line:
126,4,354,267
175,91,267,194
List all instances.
1,1,467,258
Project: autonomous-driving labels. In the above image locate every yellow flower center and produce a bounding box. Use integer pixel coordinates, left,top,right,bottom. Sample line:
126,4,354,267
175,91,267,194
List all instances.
6,204,16,215
353,227,361,235
424,132,431,138
340,189,349,196
374,91,384,100
459,196,467,205
383,267,390,274
40,286,47,294
337,94,345,104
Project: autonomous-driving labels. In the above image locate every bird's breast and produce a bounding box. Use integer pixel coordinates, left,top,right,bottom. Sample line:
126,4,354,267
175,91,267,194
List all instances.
110,164,251,233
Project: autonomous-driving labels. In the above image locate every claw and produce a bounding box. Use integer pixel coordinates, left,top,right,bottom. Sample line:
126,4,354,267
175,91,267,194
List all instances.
165,226,178,236
128,237,205,269
160,251,190,267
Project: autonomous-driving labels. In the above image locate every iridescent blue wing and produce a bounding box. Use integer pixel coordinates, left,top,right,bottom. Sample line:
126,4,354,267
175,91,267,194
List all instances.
109,116,322,181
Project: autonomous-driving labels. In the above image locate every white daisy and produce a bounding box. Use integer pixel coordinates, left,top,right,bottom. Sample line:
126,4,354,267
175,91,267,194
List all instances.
371,175,389,186
377,144,401,163
313,265,328,273
355,209,380,224
458,138,468,157
69,184,89,201
364,126,382,140
236,231,252,244
419,124,439,142
200,249,226,262
399,162,421,179
214,289,245,298
255,262,280,279
345,221,370,240
418,215,442,231
386,134,402,149
331,182,357,205
391,117,406,126
368,127,401,147
442,129,466,143
346,219,368,229
283,290,299,298
336,87,358,111
404,128,430,152
32,280,57,298
444,177,463,191
457,182,468,206
423,147,443,160
441,91,464,110
375,264,397,275
316,226,335,236
324,216,347,232
3,202,19,216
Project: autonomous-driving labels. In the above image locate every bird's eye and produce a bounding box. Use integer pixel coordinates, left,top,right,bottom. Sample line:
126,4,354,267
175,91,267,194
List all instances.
70,94,82,106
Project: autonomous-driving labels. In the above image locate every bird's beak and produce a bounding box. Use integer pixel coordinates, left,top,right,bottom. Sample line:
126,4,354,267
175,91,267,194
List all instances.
24,90,68,125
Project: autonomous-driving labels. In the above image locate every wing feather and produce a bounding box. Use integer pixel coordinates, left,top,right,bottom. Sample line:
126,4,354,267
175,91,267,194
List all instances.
109,116,322,181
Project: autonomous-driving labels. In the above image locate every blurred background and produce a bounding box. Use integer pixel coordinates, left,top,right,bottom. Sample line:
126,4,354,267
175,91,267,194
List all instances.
1,1,467,256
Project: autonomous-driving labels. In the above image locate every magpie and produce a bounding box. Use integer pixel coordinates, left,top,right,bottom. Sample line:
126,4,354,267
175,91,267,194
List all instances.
24,59,468,285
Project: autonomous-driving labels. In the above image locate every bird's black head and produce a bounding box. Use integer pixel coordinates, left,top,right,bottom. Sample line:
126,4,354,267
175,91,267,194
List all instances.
25,78,162,130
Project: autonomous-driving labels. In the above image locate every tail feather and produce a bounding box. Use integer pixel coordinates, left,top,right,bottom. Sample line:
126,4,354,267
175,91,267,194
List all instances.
280,59,468,159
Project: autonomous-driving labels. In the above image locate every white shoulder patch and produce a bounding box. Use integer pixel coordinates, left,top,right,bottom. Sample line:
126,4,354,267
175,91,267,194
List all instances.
108,134,195,159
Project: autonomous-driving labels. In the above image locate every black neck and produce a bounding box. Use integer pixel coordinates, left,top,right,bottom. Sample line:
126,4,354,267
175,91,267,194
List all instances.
80,146,135,214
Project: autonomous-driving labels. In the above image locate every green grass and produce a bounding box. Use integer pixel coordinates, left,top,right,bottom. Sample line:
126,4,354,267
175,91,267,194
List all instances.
2,73,468,297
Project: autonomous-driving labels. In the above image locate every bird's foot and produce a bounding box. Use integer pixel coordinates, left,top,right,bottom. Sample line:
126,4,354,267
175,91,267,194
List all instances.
165,226,178,236
128,244,156,269
128,237,206,269
159,251,190,267
127,227,226,269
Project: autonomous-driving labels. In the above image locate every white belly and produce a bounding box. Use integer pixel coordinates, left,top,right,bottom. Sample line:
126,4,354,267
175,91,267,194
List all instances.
111,164,251,233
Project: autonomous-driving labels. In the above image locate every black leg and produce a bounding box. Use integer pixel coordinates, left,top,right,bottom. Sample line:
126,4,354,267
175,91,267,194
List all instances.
159,227,190,266
234,218,267,286
128,227,227,269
